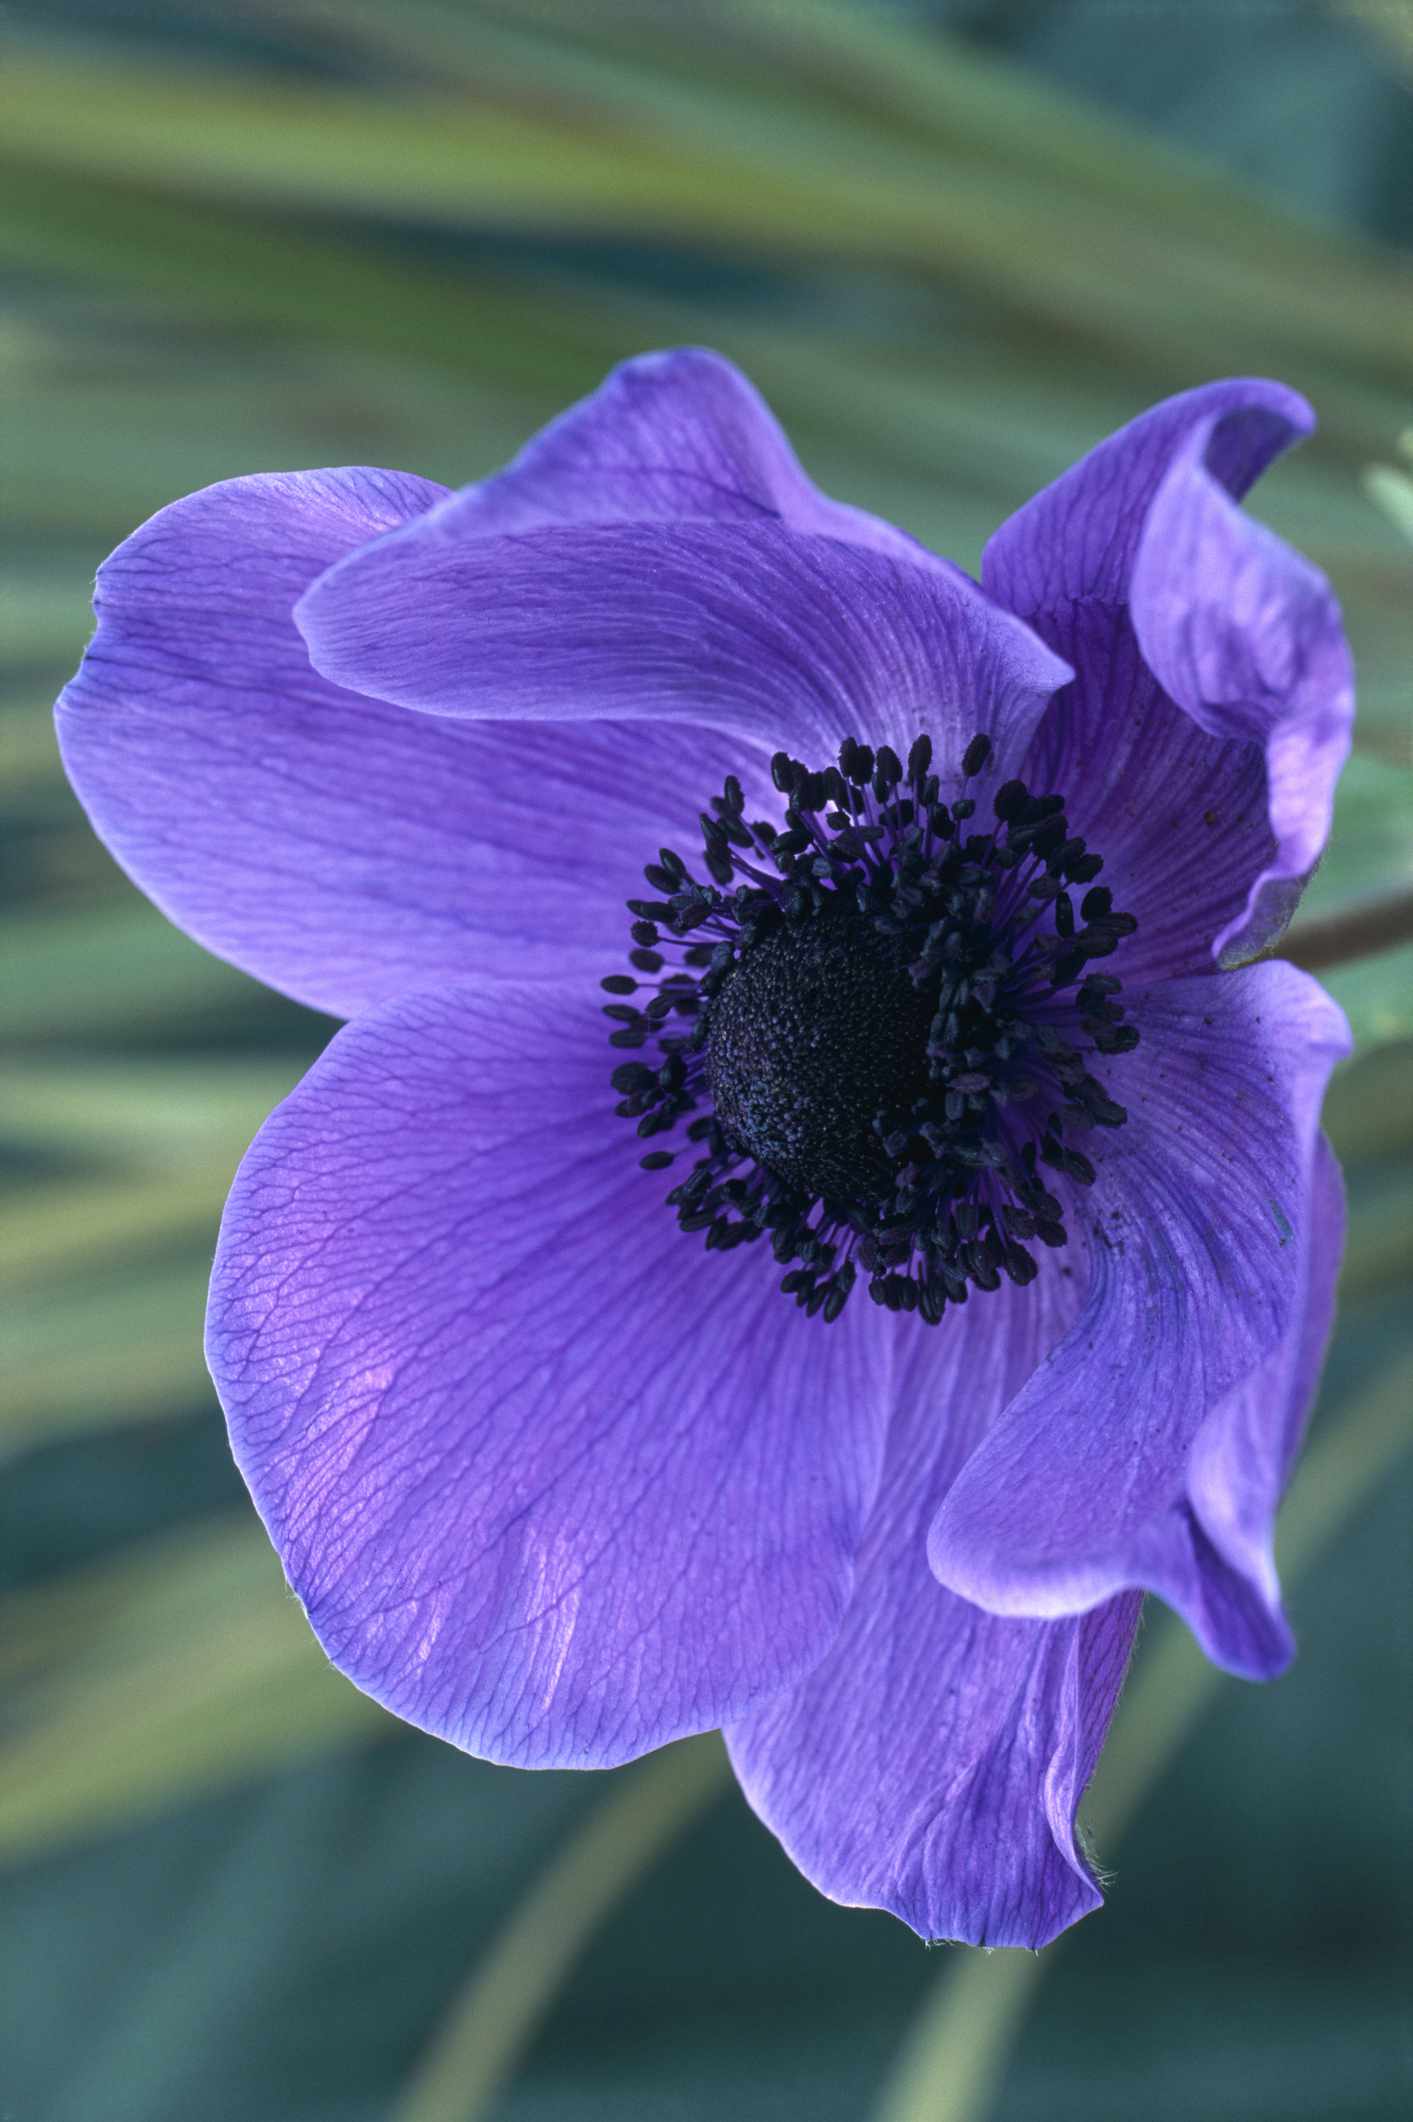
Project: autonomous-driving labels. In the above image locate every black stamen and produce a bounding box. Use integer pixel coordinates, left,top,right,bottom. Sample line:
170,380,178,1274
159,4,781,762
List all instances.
604,732,1139,1324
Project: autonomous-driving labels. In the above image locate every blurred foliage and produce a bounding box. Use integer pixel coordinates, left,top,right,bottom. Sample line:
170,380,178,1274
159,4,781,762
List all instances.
2,5,1410,2121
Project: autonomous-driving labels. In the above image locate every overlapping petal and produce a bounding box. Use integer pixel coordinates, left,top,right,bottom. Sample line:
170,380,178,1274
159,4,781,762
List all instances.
982,379,1346,973
1130,421,1353,962
422,345,966,579
56,468,775,1017
208,981,891,1769
984,378,1310,614
728,1275,1142,1948
1009,611,1276,991
928,961,1350,1662
296,517,1071,784
1138,1135,1345,1678
55,349,1359,1949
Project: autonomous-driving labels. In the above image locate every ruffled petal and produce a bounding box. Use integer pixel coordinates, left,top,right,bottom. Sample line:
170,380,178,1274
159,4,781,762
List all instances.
1130,420,1354,963
928,962,1350,1664
208,981,891,1769
981,380,1344,975
984,379,1310,614
1139,1134,1345,1678
296,517,1071,780
728,1272,1142,1948
56,468,769,1017
427,345,965,580
1008,611,1282,992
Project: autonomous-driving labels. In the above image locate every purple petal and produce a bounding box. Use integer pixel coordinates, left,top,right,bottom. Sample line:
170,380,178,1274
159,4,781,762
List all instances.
927,962,1350,1663
208,981,891,1769
56,468,769,1018
296,518,1071,782
1012,612,1279,991
984,378,1310,614
430,345,965,580
1146,1135,1345,1677
727,1276,1142,1948
982,380,1345,974
1130,420,1354,963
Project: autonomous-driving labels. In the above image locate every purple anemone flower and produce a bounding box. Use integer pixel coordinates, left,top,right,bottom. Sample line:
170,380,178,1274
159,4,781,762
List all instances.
57,351,1354,1949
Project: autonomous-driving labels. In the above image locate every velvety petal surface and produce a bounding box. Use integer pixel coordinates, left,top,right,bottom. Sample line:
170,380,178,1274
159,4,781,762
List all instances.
728,1272,1142,1949
56,468,772,1017
982,380,1346,974
928,961,1350,1664
422,346,966,579
297,517,1071,783
208,981,891,1769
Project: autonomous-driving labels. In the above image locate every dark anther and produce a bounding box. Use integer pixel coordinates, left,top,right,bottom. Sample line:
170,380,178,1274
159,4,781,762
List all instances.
961,732,993,777
605,731,1139,1324
874,745,902,794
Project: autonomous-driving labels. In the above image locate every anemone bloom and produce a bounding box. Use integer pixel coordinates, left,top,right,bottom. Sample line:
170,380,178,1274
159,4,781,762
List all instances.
57,351,1353,1948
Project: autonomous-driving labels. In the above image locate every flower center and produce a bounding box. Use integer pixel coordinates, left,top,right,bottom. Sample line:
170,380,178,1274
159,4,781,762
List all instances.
603,731,1139,1325
705,901,934,1203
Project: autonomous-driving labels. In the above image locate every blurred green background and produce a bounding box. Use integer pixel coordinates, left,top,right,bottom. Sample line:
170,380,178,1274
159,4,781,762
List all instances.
3,4,1411,2119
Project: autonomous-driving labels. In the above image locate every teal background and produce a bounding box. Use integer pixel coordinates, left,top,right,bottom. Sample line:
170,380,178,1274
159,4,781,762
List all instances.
3,6,1411,2119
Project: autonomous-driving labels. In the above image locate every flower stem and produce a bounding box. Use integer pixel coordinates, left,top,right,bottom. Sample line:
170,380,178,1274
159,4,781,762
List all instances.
390,1733,730,2122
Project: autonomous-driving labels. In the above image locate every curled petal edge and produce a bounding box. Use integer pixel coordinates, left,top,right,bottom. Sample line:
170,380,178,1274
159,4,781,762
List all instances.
1130,413,1354,966
927,963,1351,1677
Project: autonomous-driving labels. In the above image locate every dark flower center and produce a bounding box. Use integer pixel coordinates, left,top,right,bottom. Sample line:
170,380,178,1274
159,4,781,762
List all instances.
603,730,1139,1325
706,902,934,1203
